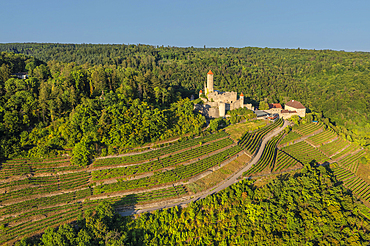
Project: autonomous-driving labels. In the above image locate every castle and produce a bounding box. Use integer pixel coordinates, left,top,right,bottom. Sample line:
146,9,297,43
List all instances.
195,70,254,118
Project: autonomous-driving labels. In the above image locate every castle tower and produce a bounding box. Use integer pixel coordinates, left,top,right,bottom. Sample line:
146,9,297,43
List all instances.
207,70,214,93
240,92,244,108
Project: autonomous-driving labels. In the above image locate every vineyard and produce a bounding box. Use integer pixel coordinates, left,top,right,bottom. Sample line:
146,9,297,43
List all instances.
92,138,233,181
319,138,349,157
93,131,229,167
338,150,365,174
281,141,329,164
239,118,283,154
0,157,83,179
242,132,284,176
1,118,368,245
94,146,242,194
279,131,302,146
272,150,301,172
331,166,370,203
306,130,337,147
0,129,247,244
293,122,323,136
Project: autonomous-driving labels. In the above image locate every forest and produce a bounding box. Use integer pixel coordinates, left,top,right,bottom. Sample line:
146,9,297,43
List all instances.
1,43,370,245
0,43,369,163
13,164,370,245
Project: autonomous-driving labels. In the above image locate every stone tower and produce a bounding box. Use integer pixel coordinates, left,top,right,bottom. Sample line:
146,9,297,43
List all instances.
207,70,214,93
240,92,244,108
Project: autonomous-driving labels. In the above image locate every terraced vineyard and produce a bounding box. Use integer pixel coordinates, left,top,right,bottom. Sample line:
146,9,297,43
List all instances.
306,130,337,147
332,166,370,203
279,131,302,146
319,138,349,157
293,122,323,136
92,138,233,181
239,118,283,154
272,150,301,172
93,131,229,167
0,157,82,178
0,130,245,244
282,141,329,164
243,132,284,176
94,145,242,194
331,143,361,161
338,150,365,173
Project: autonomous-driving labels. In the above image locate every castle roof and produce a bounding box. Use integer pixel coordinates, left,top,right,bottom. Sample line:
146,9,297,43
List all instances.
207,70,213,75
199,90,203,94
240,92,244,97
285,100,305,109
269,103,282,109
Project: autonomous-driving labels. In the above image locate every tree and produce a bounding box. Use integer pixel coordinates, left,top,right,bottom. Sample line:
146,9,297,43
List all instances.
71,138,93,166
0,63,11,83
259,101,269,110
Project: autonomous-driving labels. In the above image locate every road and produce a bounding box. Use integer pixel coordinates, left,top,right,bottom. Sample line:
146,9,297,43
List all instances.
119,120,289,216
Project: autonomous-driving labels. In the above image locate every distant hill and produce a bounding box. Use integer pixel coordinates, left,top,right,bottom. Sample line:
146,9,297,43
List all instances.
1,43,369,146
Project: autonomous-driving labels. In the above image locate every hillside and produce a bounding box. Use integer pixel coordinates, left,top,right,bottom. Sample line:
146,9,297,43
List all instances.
1,45,370,245
12,164,370,245
1,43,369,145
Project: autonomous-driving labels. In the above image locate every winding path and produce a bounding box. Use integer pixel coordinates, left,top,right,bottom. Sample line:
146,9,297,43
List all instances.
119,120,289,216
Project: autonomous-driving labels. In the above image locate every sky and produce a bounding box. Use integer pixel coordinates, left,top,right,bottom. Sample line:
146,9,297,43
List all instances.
1,0,369,52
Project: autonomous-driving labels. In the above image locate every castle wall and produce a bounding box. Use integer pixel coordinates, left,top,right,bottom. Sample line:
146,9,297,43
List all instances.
208,91,237,104
219,103,226,117
244,104,254,111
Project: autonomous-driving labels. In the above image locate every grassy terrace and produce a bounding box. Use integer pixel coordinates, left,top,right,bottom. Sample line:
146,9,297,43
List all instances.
225,120,267,141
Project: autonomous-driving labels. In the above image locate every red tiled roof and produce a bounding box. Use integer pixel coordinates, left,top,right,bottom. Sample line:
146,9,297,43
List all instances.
268,103,282,109
240,92,244,97
207,70,213,75
285,100,305,109
199,90,203,93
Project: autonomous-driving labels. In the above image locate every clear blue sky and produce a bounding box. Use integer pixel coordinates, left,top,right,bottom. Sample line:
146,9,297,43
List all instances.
1,0,369,52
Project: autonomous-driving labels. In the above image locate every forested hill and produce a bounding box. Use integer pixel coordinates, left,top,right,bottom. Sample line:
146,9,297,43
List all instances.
1,43,369,145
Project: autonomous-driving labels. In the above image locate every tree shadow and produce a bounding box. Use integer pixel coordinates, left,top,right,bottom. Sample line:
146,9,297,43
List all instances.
113,193,140,215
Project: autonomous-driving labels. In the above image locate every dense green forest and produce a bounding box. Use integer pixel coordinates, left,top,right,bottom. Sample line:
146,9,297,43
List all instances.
1,43,370,162
0,51,205,162
1,43,369,149
14,164,370,245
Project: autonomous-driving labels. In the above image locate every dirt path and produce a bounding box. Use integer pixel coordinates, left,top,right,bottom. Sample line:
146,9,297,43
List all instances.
119,120,289,216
